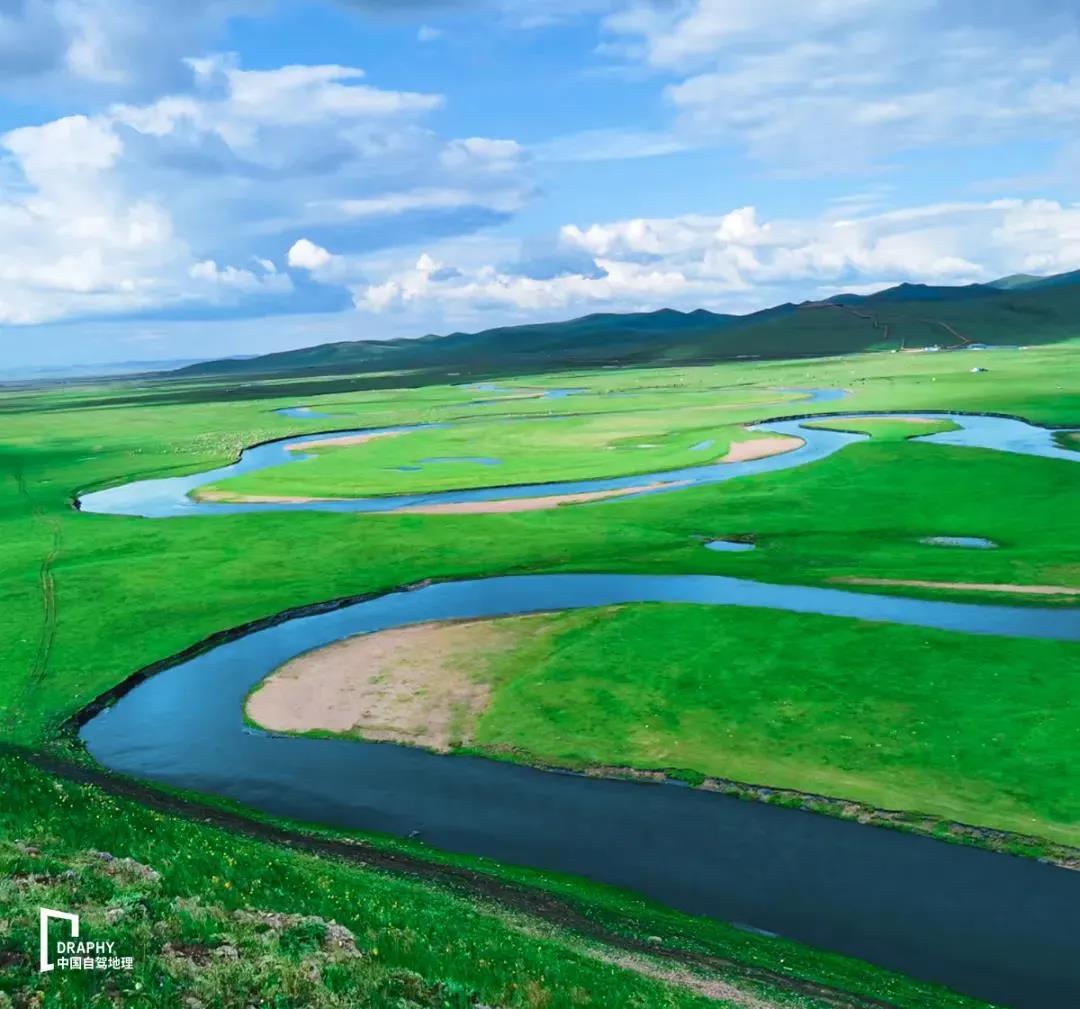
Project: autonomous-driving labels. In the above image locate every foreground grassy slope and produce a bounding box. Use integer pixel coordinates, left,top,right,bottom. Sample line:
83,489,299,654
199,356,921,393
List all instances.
0,753,989,1009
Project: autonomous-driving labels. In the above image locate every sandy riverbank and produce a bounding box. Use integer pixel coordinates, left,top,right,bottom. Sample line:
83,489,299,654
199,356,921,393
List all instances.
396,479,689,514
286,430,403,453
835,577,1080,596
719,434,804,463
245,619,519,750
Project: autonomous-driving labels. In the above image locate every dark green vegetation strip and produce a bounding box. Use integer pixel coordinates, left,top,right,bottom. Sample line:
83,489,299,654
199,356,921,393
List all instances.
1,750,990,1009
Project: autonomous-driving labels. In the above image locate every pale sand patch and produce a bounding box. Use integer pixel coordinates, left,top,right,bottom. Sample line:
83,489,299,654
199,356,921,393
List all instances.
247,620,518,751
719,434,804,463
396,480,689,515
195,489,328,504
835,576,1080,596
287,430,403,452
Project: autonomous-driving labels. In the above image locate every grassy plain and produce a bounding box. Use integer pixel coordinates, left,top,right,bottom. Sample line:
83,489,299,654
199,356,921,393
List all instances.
801,416,960,440
194,347,1073,499
248,597,1080,843
0,343,1077,1004
1,346,1077,749
460,605,1079,845
199,398,774,500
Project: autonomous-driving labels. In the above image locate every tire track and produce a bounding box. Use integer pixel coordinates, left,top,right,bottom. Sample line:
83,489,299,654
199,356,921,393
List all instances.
920,318,973,346
800,302,893,345
13,462,62,689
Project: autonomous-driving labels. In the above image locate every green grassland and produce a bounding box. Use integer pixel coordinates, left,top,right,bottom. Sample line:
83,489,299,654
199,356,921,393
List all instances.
201,346,1069,500
0,343,1077,1004
427,604,1079,846
200,396,784,501
1,346,1077,750
801,417,960,441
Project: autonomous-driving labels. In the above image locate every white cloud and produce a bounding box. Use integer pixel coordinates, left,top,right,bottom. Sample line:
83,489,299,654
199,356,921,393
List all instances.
600,1,1080,172
287,239,334,271
440,137,523,170
110,58,443,146
4,114,121,178
417,25,443,42
357,253,691,314
189,258,291,294
0,56,531,325
349,198,1080,327
328,186,526,220
216,61,442,123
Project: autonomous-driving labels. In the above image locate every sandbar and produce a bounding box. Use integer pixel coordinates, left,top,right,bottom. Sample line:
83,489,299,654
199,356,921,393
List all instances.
245,619,517,751
835,577,1080,597
719,434,804,463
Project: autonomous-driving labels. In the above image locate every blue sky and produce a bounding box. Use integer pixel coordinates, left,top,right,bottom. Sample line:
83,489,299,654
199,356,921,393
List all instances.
1,0,1079,367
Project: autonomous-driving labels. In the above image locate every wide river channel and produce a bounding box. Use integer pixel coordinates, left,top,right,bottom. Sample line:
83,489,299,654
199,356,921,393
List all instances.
79,398,1080,1008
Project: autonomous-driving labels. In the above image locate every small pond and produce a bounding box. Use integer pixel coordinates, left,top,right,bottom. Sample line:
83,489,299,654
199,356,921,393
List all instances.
705,539,756,552
921,536,998,549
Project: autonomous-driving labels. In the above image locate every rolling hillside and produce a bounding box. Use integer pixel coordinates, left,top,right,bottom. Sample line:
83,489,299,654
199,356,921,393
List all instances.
175,270,1080,381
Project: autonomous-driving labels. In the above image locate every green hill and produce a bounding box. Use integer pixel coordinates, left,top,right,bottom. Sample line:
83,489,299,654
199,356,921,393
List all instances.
174,270,1080,381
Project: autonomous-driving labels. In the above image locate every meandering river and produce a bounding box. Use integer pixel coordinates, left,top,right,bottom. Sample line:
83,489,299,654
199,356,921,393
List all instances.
77,393,1080,1008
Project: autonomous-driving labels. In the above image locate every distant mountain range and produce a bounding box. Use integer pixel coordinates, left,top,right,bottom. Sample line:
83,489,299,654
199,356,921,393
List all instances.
174,269,1080,381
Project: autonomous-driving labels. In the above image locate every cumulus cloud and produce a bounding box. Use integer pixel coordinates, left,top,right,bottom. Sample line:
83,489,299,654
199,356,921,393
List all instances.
0,56,530,325
189,257,291,294
598,0,1080,172
348,199,1080,326
288,239,334,271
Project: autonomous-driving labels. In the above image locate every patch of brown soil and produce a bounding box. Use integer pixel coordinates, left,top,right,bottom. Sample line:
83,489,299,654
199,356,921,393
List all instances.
245,620,519,750
596,950,779,1007
835,577,1080,596
719,434,804,463
194,489,327,503
396,480,689,515
287,430,402,453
